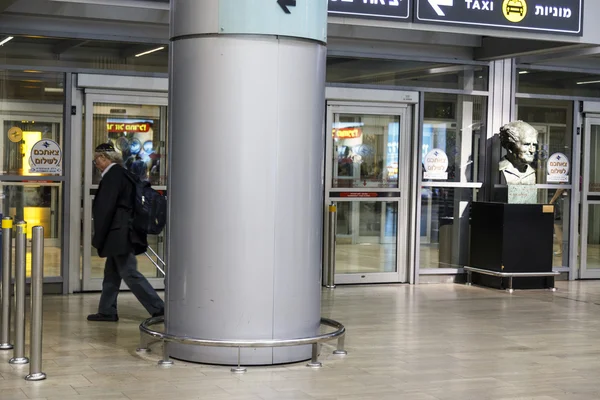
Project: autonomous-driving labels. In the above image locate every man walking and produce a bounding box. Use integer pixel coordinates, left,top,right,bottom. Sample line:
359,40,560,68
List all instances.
87,143,164,322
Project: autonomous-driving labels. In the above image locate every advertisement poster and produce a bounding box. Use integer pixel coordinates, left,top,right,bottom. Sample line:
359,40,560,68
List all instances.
547,152,570,183
29,140,62,174
423,148,448,180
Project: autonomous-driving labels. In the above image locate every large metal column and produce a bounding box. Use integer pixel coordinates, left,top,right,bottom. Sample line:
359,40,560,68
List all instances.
167,0,328,365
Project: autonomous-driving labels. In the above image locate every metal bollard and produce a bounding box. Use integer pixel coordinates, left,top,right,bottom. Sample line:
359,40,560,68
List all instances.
0,217,13,350
324,204,337,289
9,222,28,365
26,226,46,381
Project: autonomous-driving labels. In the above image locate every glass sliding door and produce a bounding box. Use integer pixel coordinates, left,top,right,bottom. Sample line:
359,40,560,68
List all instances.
324,101,414,284
580,118,600,279
82,93,168,291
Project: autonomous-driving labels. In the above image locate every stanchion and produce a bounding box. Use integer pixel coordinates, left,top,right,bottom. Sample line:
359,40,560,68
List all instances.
9,221,28,365
0,217,13,350
26,226,46,381
324,204,337,289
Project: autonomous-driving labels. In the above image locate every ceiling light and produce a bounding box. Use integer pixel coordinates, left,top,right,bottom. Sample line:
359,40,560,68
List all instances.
577,80,600,85
0,36,14,46
44,87,64,93
518,71,529,75
135,46,165,57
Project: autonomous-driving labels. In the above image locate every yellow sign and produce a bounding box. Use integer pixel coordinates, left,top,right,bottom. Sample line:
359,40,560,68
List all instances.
543,205,554,214
503,0,527,23
7,126,23,143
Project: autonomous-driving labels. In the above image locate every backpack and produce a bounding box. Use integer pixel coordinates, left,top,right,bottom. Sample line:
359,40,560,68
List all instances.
124,171,167,235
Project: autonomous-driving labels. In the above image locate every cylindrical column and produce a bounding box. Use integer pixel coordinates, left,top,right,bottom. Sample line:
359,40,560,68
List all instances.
26,226,45,381
325,204,337,289
9,221,28,365
167,0,328,365
0,217,13,350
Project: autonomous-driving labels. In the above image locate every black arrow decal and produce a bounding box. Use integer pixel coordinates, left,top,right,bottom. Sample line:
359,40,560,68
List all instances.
277,0,296,14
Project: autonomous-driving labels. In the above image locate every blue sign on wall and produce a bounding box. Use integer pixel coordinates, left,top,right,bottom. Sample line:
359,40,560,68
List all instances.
219,0,328,43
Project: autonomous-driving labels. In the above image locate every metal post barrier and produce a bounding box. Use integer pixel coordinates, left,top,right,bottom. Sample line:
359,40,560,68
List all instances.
9,222,28,365
306,343,322,368
324,204,337,289
158,341,173,366
0,217,13,350
333,334,347,356
26,226,46,381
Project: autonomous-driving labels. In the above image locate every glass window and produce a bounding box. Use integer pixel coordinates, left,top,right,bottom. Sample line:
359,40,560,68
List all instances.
548,188,571,267
335,200,398,274
0,70,65,177
327,57,489,91
515,99,574,185
422,94,487,183
0,35,167,74
332,113,400,189
420,187,478,269
0,183,62,277
588,125,600,192
0,67,65,281
518,68,600,97
420,187,569,269
91,103,167,186
585,204,600,270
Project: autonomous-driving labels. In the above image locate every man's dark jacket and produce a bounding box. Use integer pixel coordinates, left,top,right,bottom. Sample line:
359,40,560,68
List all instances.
92,164,148,257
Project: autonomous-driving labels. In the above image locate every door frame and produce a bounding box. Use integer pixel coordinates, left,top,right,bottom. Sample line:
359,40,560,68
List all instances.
81,91,168,291
580,110,600,279
323,87,420,285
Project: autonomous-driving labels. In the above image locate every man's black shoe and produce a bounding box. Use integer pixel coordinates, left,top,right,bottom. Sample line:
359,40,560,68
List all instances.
87,313,119,322
152,308,164,318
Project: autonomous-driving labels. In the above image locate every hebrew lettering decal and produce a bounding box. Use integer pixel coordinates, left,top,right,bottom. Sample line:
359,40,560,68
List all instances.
535,4,572,18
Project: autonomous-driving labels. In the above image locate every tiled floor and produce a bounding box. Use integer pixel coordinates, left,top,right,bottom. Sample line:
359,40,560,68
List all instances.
2,281,600,399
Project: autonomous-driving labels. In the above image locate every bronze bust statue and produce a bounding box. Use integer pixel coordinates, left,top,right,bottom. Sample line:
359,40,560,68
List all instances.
499,121,538,185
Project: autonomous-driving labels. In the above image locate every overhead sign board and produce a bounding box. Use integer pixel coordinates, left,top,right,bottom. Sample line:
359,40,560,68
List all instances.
415,0,583,36
328,0,411,21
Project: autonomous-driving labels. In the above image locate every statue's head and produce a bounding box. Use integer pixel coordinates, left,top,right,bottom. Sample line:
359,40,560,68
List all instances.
499,121,538,164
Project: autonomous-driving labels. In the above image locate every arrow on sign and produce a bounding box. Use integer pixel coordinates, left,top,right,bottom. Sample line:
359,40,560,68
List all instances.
428,0,453,16
277,0,296,14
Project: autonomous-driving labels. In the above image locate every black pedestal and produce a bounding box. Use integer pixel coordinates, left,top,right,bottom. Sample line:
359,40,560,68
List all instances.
469,202,554,289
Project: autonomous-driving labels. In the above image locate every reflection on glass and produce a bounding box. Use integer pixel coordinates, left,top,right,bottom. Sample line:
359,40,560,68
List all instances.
332,114,400,188
335,201,397,274
422,94,486,183
420,188,477,269
586,204,600,270
516,99,573,186
327,58,489,91
548,189,570,266
0,184,62,277
518,68,600,97
589,126,600,192
92,103,167,186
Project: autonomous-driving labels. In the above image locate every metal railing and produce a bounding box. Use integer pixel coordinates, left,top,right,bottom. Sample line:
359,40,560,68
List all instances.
0,217,46,380
323,203,337,289
137,316,347,373
144,245,165,276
